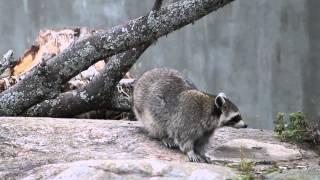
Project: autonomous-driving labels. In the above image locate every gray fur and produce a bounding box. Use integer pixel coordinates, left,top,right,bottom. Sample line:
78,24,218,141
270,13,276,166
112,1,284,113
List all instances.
133,68,247,162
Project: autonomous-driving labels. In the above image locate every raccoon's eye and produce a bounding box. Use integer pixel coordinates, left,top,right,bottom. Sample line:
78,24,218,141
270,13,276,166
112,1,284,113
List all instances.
222,105,228,112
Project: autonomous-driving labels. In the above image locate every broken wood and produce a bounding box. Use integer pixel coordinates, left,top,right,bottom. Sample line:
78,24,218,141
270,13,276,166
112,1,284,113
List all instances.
0,28,107,93
75,79,134,120
0,0,235,116
25,74,135,117
24,43,144,117
24,0,162,118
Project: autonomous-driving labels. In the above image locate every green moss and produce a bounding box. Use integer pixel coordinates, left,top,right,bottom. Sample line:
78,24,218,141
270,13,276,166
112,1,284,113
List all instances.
274,111,308,143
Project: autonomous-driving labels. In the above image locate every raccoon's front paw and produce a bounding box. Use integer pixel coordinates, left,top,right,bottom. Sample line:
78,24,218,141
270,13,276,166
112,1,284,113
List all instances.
187,151,204,162
197,151,210,163
162,138,178,149
202,155,211,163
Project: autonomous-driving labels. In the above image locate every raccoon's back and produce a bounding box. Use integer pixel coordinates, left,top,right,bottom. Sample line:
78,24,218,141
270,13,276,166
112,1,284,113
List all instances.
133,68,196,121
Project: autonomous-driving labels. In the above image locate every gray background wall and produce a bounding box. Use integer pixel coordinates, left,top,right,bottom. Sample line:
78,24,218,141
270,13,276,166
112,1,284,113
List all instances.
0,0,319,129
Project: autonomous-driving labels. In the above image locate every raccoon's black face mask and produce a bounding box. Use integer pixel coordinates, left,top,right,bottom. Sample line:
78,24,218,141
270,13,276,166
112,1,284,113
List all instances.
214,92,247,128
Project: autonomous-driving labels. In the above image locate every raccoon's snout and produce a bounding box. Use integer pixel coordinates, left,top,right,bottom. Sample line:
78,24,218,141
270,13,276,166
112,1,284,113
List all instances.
233,120,247,129
222,113,247,128
236,121,248,128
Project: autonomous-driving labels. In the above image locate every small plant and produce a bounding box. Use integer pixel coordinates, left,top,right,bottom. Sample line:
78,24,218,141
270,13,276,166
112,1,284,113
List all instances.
233,146,256,180
274,112,285,135
238,146,255,172
262,163,281,174
236,161,255,180
274,111,308,143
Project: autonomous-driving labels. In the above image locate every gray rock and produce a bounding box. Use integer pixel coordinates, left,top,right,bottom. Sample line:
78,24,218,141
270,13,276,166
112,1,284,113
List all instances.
208,138,302,163
22,159,235,180
266,169,320,180
0,117,319,179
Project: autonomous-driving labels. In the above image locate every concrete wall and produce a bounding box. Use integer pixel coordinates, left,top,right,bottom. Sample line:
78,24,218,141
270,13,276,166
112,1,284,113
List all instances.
0,0,318,129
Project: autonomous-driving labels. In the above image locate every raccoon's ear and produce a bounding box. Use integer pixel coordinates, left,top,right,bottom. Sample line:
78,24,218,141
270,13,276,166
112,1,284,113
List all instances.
215,92,226,108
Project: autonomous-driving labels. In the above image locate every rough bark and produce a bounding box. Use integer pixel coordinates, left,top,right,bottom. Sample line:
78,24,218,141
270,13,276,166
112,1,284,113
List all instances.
24,45,143,117
0,0,235,116
105,78,134,112
25,56,136,117
0,49,16,76
12,0,155,117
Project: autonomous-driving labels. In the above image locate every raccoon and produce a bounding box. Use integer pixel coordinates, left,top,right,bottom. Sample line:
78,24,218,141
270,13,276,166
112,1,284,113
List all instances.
133,68,247,162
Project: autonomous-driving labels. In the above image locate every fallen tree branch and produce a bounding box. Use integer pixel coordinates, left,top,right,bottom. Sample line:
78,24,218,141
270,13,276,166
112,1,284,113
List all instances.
24,0,161,117
24,52,137,116
24,0,158,117
74,79,135,119
0,0,235,116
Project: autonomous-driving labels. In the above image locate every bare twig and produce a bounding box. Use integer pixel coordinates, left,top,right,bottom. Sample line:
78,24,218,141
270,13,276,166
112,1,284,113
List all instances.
152,0,163,11
0,49,17,77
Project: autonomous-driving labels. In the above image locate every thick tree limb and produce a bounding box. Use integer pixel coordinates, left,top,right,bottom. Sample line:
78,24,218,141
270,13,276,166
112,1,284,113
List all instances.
24,46,140,117
0,0,235,116
24,0,159,117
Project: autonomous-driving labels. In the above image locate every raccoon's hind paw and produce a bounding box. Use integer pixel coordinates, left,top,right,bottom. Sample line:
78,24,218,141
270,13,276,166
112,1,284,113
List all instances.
162,138,178,149
187,151,205,163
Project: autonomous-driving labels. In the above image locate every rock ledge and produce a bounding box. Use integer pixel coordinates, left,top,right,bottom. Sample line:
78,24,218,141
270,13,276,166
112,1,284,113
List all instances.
0,117,319,179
